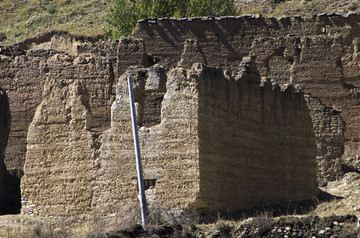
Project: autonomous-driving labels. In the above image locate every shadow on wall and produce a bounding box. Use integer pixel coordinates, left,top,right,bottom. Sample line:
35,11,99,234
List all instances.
195,61,318,215
0,88,20,214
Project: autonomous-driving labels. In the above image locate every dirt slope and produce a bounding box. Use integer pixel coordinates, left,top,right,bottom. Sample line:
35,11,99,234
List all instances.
0,0,108,45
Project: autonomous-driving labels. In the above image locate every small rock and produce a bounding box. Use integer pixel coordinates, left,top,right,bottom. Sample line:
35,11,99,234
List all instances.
319,229,326,235
209,230,220,237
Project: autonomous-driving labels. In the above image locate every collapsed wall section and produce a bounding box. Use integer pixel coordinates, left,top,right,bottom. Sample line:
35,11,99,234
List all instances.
194,63,318,212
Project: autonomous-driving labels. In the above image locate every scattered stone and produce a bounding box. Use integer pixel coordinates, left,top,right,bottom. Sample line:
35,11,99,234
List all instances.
209,230,220,237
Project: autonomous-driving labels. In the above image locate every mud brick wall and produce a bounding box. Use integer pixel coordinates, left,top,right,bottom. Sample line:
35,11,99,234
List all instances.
90,66,200,216
21,64,201,217
196,64,317,212
21,61,320,217
0,49,48,177
0,38,149,178
132,15,358,160
21,79,95,216
2,15,359,208
305,95,345,182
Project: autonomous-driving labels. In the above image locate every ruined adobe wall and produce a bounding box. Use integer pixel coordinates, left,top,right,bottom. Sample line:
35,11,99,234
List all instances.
195,62,318,212
0,38,148,178
305,95,345,182
21,60,321,217
21,64,201,217
1,15,353,184
132,15,356,160
132,15,351,70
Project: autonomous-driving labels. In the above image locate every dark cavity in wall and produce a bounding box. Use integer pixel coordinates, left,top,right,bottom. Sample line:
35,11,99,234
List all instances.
132,66,167,128
0,88,21,214
142,91,165,127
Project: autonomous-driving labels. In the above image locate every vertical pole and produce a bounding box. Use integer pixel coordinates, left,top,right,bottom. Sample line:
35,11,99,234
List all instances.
127,76,147,227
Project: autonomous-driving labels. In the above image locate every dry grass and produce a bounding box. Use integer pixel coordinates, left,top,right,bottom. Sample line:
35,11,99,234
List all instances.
0,0,108,45
237,0,360,17
315,172,360,217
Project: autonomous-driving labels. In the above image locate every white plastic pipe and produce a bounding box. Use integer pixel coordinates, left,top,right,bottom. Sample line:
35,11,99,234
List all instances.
127,76,147,227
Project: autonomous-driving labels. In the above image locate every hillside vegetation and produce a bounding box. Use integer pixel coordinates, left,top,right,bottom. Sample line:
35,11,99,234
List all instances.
1,0,360,45
0,0,108,45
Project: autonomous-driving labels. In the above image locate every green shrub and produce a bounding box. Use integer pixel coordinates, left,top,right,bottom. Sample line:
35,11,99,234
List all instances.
47,6,57,15
106,0,236,39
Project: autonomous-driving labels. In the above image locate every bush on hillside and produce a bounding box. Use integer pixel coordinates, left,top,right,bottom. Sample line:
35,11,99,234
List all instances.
106,0,236,39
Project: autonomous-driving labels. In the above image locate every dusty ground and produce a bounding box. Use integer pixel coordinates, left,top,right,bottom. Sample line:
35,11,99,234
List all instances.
315,172,360,218
0,172,359,237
